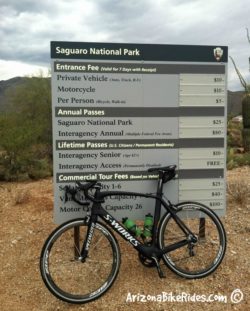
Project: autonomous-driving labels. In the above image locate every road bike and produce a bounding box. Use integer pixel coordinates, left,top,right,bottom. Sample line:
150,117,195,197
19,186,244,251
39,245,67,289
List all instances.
40,165,226,304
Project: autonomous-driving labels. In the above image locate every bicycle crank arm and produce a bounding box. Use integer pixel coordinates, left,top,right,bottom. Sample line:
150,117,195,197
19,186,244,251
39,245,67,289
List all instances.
151,257,166,278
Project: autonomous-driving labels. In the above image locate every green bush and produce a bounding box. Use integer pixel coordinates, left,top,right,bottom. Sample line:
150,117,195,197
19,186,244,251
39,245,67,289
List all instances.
227,149,250,170
27,158,52,180
227,119,243,148
0,75,52,181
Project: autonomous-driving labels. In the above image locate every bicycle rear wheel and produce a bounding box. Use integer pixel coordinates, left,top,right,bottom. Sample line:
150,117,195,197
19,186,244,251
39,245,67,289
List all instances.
40,219,120,304
158,202,226,279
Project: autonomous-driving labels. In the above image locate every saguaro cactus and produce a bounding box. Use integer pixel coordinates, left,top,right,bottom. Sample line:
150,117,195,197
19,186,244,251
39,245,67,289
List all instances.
242,95,250,128
230,56,250,151
242,95,250,151
230,28,250,152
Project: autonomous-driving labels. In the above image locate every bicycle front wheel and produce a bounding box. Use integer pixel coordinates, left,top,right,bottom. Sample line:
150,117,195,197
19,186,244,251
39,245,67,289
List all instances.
40,219,120,304
158,202,226,279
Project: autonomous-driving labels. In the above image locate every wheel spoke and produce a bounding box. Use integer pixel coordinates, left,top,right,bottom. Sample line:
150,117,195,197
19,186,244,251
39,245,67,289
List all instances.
40,221,120,303
160,202,226,278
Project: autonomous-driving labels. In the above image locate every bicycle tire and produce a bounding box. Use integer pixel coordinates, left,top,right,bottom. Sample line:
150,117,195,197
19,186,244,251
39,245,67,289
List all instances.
158,201,226,279
40,218,121,304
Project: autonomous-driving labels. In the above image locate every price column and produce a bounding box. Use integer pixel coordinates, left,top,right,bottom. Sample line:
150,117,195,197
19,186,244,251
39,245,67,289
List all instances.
178,73,226,212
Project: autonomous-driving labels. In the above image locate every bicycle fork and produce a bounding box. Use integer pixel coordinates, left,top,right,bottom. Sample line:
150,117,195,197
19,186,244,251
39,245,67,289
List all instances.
74,218,96,262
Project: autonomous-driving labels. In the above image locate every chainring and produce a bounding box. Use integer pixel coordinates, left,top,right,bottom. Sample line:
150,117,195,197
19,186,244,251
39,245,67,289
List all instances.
138,253,156,267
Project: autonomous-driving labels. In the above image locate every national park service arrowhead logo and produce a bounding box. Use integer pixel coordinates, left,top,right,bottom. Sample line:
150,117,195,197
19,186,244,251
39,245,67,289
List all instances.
213,47,223,61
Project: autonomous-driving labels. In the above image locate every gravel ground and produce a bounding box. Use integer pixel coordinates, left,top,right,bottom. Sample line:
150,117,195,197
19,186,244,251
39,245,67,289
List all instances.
0,167,249,311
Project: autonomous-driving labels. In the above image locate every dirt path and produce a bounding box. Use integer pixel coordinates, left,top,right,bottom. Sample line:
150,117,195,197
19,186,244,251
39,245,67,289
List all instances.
0,167,249,311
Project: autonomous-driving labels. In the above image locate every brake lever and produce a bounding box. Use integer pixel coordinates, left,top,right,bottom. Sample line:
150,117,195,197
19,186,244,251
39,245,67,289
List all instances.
59,185,77,203
64,186,70,203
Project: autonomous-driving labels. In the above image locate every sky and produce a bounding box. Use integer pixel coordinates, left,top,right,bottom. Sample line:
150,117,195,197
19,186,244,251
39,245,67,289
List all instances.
0,0,249,91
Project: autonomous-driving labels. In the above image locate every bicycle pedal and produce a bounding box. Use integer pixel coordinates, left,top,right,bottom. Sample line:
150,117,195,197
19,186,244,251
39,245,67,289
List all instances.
151,257,166,279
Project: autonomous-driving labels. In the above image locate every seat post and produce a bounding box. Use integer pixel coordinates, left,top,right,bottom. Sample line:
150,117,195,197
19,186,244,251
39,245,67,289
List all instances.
156,171,164,196
152,171,164,241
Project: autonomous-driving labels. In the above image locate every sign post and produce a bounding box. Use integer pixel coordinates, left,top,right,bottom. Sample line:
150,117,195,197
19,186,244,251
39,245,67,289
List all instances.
51,42,228,224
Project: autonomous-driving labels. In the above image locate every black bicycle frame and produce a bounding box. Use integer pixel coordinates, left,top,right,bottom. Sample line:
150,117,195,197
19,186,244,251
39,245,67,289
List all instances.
80,188,195,260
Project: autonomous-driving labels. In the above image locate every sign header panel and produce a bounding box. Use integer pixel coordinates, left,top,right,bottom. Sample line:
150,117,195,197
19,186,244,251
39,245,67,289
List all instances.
51,41,228,63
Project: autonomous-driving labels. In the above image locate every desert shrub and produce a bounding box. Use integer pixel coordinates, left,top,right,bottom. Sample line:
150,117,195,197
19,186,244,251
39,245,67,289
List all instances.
227,119,243,148
227,177,249,206
27,158,52,180
227,150,250,170
0,75,52,181
13,188,31,205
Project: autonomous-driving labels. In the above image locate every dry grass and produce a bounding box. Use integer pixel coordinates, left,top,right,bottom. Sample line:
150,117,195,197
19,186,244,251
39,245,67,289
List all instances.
13,188,31,205
227,177,250,207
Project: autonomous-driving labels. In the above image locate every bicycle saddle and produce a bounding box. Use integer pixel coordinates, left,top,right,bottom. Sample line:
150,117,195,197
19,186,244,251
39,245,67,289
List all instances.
148,165,176,183
147,165,176,173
